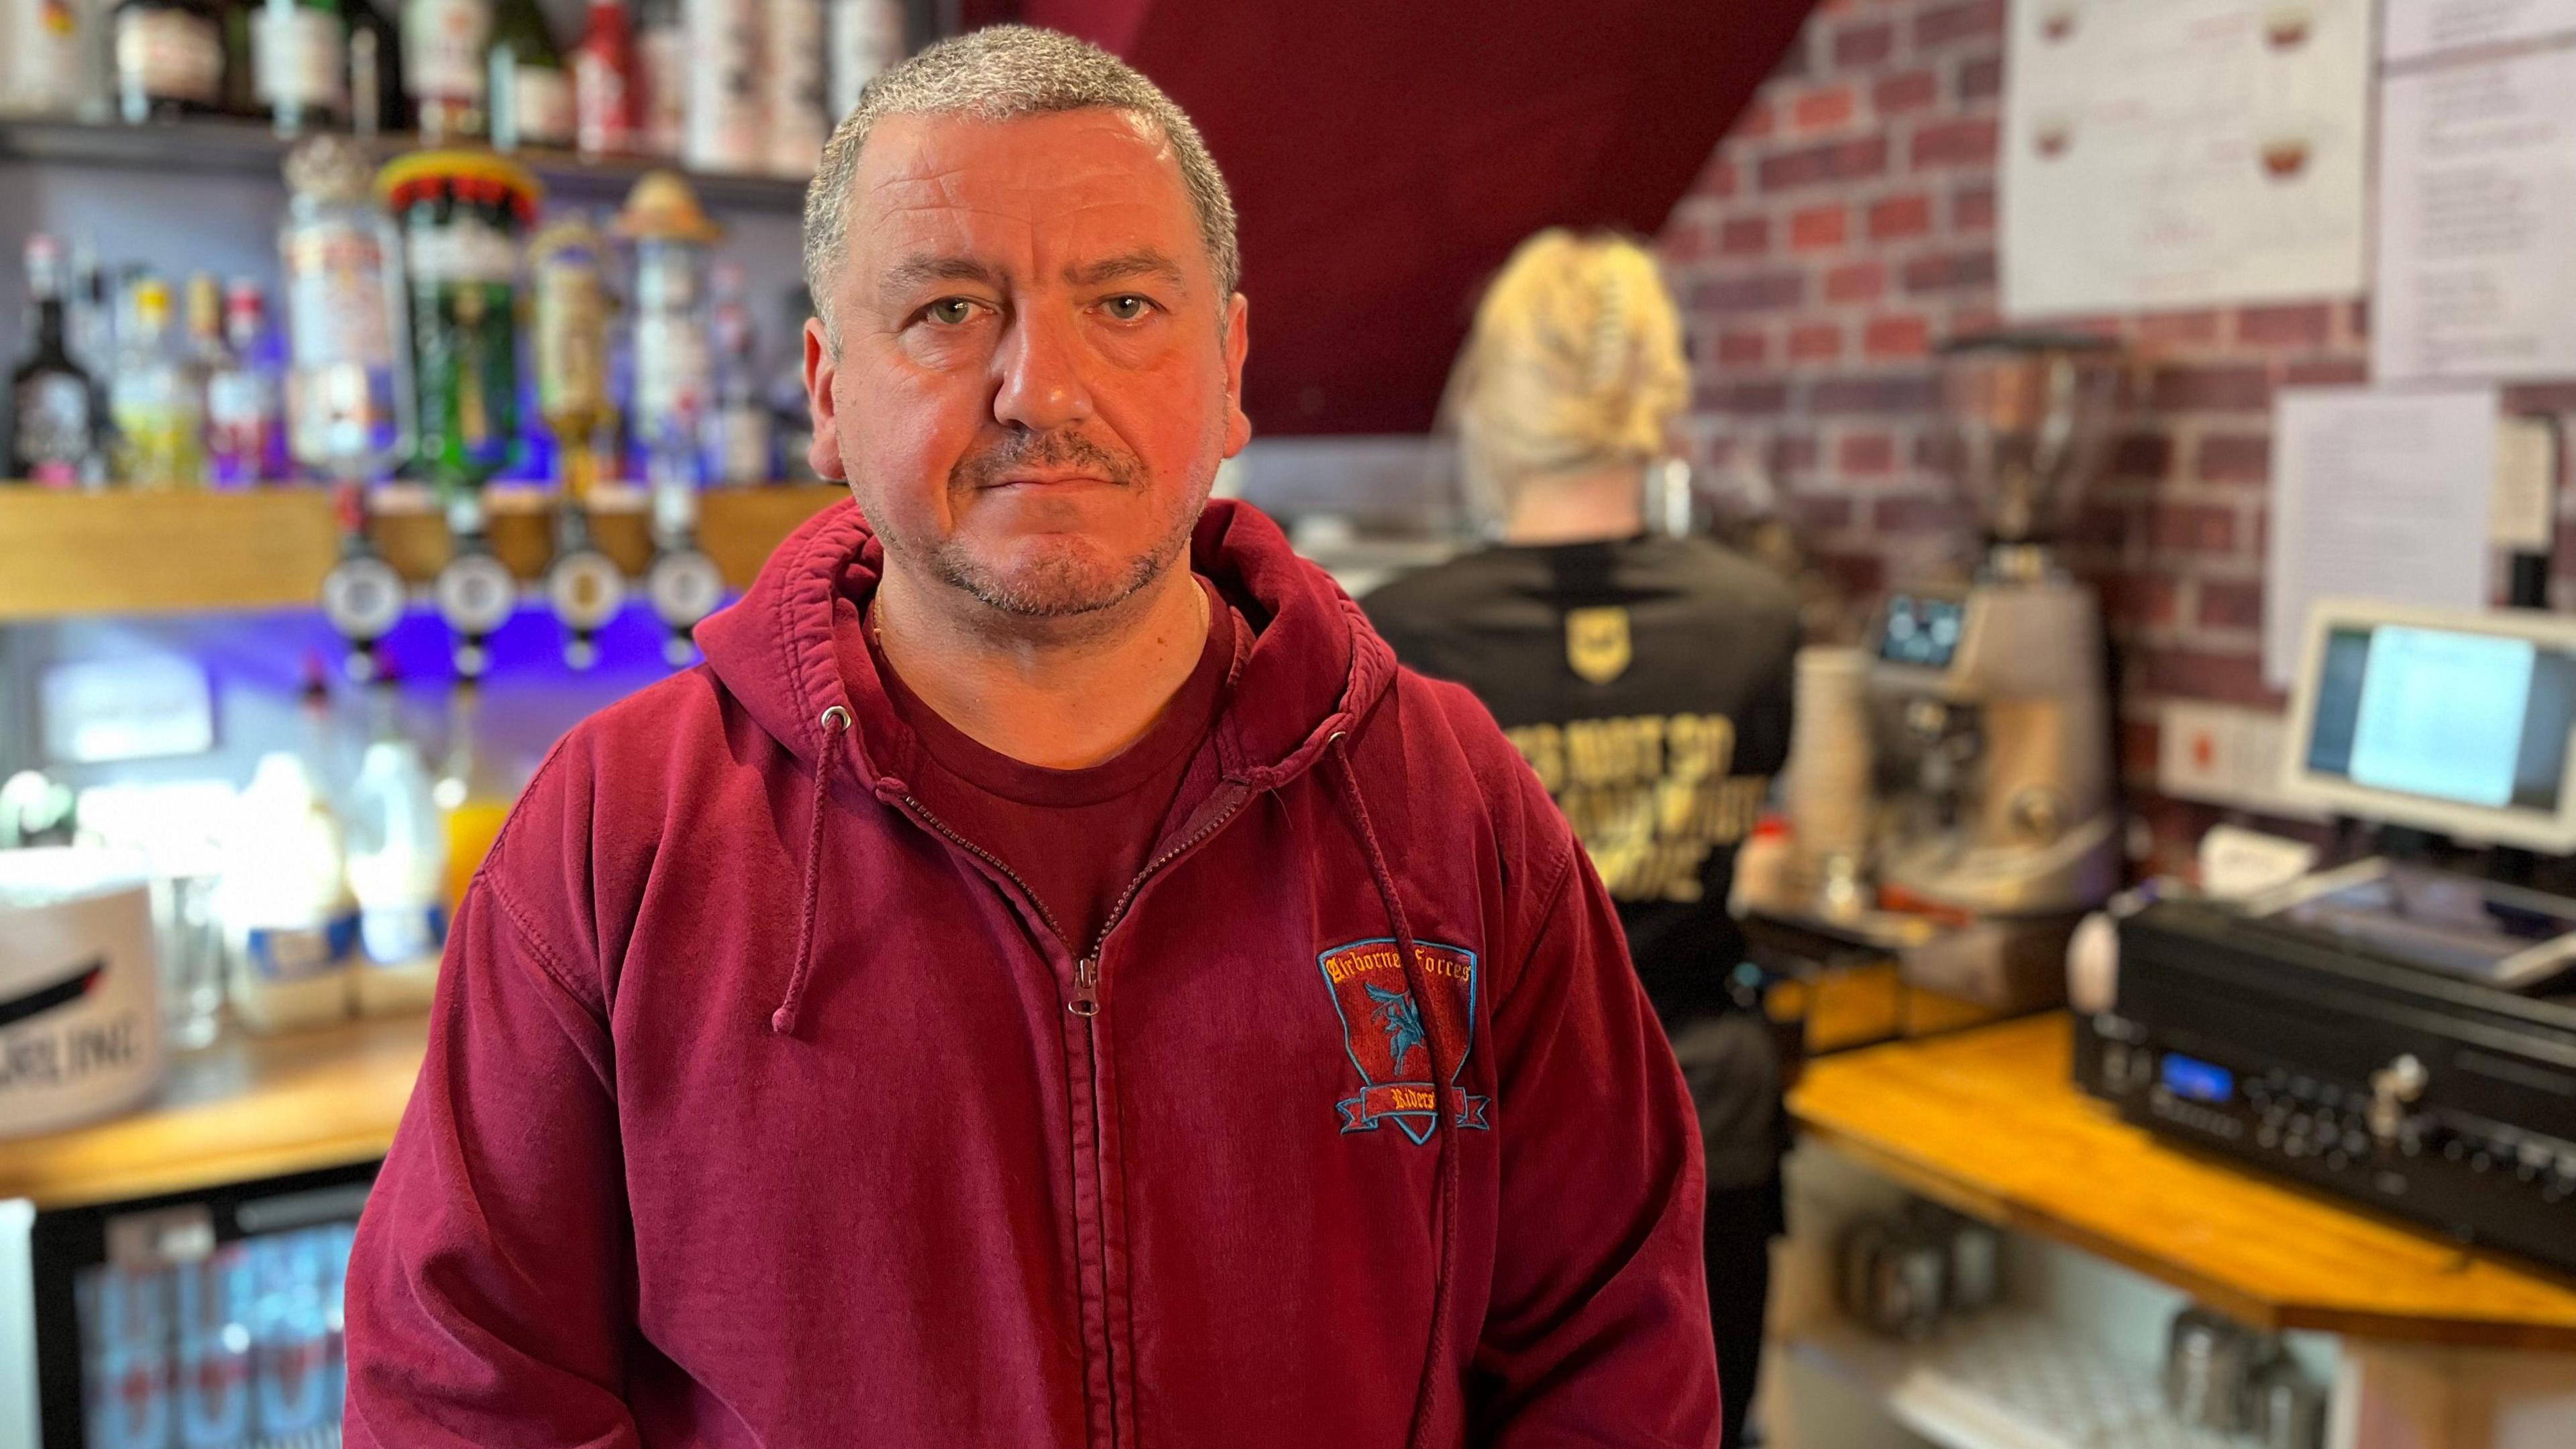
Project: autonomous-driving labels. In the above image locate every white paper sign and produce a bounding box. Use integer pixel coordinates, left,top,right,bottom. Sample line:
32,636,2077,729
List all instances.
2002,0,2371,317
2384,0,2576,62
2264,388,2498,688
2374,46,2576,382
38,656,217,765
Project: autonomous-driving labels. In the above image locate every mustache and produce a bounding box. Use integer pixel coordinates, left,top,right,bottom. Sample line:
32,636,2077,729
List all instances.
951,430,1143,490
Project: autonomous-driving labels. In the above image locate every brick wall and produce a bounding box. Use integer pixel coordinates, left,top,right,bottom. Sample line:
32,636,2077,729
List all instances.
1654,0,2575,866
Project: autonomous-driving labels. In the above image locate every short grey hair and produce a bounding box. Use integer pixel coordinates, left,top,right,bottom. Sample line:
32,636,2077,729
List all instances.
801,25,1240,345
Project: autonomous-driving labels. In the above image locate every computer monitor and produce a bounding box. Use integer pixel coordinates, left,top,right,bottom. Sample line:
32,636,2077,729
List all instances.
2281,600,2576,852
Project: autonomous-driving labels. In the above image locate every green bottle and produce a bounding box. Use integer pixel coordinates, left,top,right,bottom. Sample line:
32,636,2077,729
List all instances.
489,0,570,149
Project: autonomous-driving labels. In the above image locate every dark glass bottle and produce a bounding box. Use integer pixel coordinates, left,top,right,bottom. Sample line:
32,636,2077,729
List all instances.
490,0,570,149
113,0,229,120
345,0,410,133
7,236,108,488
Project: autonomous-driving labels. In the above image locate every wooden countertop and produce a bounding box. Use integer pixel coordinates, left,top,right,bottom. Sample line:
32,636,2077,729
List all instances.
0,1014,427,1210
1788,1014,2576,1351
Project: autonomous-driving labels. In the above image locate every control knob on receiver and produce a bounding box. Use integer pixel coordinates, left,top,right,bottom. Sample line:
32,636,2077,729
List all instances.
2368,1054,2426,1144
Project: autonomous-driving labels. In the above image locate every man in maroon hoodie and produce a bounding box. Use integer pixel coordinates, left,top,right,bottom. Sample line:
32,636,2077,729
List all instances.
345,25,1721,1448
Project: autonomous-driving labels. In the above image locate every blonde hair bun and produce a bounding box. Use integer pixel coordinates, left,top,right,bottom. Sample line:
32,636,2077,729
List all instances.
1452,229,1689,490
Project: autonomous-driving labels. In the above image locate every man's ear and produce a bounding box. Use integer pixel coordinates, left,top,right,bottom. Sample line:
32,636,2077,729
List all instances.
804,317,848,482
1221,292,1252,458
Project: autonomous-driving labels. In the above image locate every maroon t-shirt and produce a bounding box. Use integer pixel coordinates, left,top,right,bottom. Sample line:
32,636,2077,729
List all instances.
853,578,1236,954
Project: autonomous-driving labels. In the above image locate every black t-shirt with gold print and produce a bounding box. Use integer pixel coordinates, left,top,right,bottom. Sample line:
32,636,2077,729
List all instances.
1363,534,1800,1026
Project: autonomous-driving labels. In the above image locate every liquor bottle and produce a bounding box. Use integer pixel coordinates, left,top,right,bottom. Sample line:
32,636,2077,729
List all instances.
346,0,407,133
570,0,635,157
616,170,720,488
113,0,228,121
761,0,822,176
682,0,761,172
109,275,206,487
635,0,680,157
381,153,538,676
182,271,229,445
251,0,345,132
6,235,107,488
401,0,488,139
710,262,770,484
280,134,413,484
768,282,818,482
824,0,900,121
219,0,258,115
615,171,725,663
1,0,109,119
490,0,570,149
68,244,115,378
532,219,626,665
381,154,536,489
209,279,288,486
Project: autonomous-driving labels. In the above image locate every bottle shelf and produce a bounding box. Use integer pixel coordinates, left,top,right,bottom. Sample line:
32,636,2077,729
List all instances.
0,116,810,213
0,482,844,621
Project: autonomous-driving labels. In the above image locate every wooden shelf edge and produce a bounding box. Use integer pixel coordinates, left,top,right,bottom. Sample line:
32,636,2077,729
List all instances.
0,485,843,621
1788,1018,2576,1353
23,1131,401,1213
0,117,808,212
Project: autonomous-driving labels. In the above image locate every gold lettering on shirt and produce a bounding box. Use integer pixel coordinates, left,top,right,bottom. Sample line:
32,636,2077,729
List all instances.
1503,713,1770,905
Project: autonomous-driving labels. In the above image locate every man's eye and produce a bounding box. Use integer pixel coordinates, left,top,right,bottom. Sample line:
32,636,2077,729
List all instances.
925,299,977,325
1102,295,1152,322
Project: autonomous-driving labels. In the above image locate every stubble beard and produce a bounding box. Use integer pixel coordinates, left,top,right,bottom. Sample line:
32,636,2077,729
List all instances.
891,427,1210,622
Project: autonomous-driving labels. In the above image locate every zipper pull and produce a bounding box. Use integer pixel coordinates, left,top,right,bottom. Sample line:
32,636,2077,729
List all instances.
1070,957,1101,1018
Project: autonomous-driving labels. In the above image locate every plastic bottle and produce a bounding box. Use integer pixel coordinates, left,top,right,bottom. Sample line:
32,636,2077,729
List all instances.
434,679,515,913
220,751,358,1032
345,724,448,1016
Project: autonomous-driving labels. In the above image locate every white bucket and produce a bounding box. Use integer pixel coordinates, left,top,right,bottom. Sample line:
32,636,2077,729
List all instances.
0,847,168,1139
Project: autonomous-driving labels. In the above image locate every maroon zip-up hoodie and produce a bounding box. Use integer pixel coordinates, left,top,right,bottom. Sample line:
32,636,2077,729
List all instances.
344,498,1721,1448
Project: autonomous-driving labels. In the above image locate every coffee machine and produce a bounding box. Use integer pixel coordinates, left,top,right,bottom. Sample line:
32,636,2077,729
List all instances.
1868,335,2123,1008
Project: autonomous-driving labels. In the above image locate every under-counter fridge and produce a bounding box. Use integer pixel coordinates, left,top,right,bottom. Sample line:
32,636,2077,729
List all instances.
3,1162,377,1449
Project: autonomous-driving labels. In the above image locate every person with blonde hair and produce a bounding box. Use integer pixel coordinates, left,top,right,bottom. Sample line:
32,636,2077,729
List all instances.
1369,227,1801,1449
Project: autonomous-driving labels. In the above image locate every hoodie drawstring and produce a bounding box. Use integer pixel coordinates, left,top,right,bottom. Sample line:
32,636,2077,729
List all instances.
1326,732,1456,1449
771,704,851,1036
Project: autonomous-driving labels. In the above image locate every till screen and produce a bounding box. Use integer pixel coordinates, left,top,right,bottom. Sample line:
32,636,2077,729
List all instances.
2306,624,2576,813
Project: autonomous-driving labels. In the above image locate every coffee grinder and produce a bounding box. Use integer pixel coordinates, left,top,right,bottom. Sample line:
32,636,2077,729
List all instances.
1868,333,2123,1010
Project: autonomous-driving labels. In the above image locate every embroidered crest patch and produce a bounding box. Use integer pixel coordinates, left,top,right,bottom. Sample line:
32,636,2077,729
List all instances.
1317,937,1491,1144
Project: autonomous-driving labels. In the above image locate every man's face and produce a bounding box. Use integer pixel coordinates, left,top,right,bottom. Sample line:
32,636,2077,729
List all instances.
804,109,1251,621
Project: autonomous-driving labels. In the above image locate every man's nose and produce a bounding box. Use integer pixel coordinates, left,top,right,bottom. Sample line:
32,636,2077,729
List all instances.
991,307,1096,431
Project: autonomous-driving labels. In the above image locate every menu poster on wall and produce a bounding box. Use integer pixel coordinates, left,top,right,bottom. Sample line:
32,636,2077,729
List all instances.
2384,0,2576,62
2264,387,2498,689
2000,0,2371,319
2374,44,2576,382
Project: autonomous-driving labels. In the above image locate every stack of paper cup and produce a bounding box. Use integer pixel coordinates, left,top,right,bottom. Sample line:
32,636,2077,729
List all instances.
0,847,167,1139
1786,647,1876,900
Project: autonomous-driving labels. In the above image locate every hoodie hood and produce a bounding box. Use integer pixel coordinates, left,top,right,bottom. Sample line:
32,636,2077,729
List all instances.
695,496,1397,795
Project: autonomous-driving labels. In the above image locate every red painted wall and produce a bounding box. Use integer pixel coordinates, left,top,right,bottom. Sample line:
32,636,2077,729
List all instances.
973,1,1819,434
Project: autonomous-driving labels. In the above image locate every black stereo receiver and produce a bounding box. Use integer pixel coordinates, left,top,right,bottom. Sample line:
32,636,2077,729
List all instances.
2077,898,2576,1277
